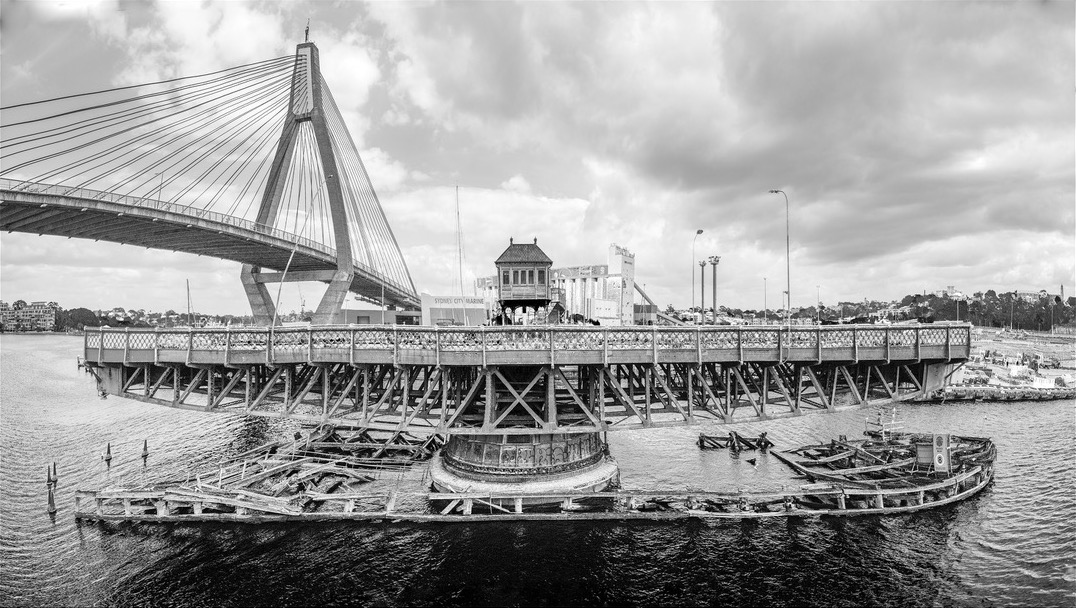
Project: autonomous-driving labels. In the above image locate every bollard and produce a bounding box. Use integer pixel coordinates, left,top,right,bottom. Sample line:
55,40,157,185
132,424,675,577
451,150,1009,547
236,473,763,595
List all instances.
104,443,112,465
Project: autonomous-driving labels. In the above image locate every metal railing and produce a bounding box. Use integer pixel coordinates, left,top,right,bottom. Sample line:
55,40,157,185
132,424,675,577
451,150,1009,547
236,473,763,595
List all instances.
85,323,971,364
0,178,414,297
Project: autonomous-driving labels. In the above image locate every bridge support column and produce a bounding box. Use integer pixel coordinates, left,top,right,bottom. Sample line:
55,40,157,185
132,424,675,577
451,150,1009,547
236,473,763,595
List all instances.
311,269,354,325
429,432,619,509
241,264,276,325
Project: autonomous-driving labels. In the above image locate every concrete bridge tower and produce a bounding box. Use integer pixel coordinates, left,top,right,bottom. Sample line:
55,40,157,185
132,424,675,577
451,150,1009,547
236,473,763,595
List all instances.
241,41,413,325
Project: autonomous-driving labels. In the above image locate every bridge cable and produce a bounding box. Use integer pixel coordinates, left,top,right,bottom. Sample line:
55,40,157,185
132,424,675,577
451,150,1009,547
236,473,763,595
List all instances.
0,58,293,149
0,55,292,113
4,66,291,181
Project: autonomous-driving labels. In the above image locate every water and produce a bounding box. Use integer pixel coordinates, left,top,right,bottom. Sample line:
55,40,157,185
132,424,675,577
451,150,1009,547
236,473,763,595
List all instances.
1,334,1073,606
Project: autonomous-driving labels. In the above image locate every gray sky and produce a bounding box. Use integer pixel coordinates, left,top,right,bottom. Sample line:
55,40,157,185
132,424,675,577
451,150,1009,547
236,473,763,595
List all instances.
1,0,1073,315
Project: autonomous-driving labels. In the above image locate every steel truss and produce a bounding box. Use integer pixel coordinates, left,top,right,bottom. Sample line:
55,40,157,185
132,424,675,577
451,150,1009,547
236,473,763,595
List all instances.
103,359,932,435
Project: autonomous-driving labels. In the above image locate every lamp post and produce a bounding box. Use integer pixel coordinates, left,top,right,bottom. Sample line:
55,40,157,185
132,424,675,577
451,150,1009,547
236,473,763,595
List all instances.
769,189,791,326
816,284,820,324
692,229,703,313
699,260,707,324
709,256,720,324
763,277,767,325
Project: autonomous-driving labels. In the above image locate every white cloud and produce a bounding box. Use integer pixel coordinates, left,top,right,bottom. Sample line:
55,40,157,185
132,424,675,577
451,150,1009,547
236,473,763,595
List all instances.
2,1,1072,314
30,0,128,39
501,175,531,194
360,147,409,193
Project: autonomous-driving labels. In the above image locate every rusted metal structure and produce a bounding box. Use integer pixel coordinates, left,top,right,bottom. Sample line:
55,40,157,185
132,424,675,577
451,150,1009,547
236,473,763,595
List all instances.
85,323,970,436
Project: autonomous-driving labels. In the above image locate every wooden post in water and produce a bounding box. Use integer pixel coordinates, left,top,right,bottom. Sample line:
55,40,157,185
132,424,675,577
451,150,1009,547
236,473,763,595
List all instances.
46,463,57,513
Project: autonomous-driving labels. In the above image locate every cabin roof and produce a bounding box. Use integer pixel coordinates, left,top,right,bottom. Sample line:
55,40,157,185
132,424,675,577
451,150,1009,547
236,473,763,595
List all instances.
495,239,552,265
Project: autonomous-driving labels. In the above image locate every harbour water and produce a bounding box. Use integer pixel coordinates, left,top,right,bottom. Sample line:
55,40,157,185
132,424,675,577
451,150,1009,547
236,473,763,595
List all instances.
1,334,1073,606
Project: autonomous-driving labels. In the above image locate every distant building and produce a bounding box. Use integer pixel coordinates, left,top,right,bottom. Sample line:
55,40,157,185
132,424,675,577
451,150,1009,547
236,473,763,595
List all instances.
340,309,420,325
935,286,966,299
420,294,487,326
0,300,59,330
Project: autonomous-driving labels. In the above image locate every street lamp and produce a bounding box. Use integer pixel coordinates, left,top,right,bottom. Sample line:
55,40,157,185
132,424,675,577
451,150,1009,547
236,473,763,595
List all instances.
692,229,703,312
699,260,707,324
769,189,791,326
815,285,821,323
709,256,721,324
763,277,767,325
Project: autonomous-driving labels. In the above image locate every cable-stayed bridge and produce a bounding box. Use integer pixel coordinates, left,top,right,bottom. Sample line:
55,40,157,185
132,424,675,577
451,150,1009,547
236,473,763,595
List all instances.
1,42,418,321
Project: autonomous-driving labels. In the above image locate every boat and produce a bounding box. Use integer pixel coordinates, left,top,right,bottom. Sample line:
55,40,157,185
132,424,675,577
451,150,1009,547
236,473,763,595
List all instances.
769,411,996,513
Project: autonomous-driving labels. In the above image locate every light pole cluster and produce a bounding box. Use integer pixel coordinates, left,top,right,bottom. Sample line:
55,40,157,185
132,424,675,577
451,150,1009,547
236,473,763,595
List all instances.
685,189,806,328
688,230,722,325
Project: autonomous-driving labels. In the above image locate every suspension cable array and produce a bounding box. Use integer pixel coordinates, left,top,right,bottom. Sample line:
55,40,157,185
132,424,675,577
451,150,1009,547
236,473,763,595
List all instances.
0,45,417,302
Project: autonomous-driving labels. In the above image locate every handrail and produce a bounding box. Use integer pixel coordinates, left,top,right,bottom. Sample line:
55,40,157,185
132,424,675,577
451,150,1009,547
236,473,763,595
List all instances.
0,178,414,296
86,323,973,363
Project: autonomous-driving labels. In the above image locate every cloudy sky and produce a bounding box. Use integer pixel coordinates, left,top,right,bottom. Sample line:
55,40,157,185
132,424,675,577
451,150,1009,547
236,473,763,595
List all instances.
1,0,1073,316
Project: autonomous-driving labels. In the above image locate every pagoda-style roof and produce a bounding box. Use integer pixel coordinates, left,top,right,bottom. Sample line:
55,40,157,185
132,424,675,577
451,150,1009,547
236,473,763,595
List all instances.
495,238,552,265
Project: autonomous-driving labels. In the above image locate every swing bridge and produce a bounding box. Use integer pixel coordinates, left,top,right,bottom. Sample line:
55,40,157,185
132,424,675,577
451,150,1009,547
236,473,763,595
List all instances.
1,39,970,445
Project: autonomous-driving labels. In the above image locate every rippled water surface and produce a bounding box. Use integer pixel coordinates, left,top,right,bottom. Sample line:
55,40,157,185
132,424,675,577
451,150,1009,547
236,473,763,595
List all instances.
1,334,1073,606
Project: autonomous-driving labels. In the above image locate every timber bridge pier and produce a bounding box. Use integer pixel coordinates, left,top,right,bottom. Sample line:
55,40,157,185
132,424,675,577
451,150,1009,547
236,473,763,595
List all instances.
86,323,969,435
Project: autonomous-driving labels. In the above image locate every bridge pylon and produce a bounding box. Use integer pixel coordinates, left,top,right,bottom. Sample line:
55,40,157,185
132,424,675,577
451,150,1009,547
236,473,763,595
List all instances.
243,41,392,325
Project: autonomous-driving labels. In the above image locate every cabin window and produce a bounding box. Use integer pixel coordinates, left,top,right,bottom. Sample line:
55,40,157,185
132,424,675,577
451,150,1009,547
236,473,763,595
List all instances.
502,271,509,285
528,270,535,284
513,270,519,284
538,270,545,285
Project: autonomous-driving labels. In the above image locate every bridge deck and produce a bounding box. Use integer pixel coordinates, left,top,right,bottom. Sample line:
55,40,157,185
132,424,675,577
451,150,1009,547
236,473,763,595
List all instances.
82,324,968,434
85,323,970,367
0,179,418,308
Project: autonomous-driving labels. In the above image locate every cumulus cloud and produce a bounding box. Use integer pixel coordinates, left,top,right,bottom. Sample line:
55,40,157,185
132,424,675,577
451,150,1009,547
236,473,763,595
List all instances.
1,1,1072,314
501,175,532,194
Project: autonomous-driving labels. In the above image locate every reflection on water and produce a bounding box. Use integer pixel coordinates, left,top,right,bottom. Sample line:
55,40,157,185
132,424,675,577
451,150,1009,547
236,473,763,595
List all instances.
1,334,1073,606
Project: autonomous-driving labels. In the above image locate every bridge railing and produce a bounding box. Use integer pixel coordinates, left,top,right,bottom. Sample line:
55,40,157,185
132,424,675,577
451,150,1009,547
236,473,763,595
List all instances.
0,179,414,297
85,323,971,366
